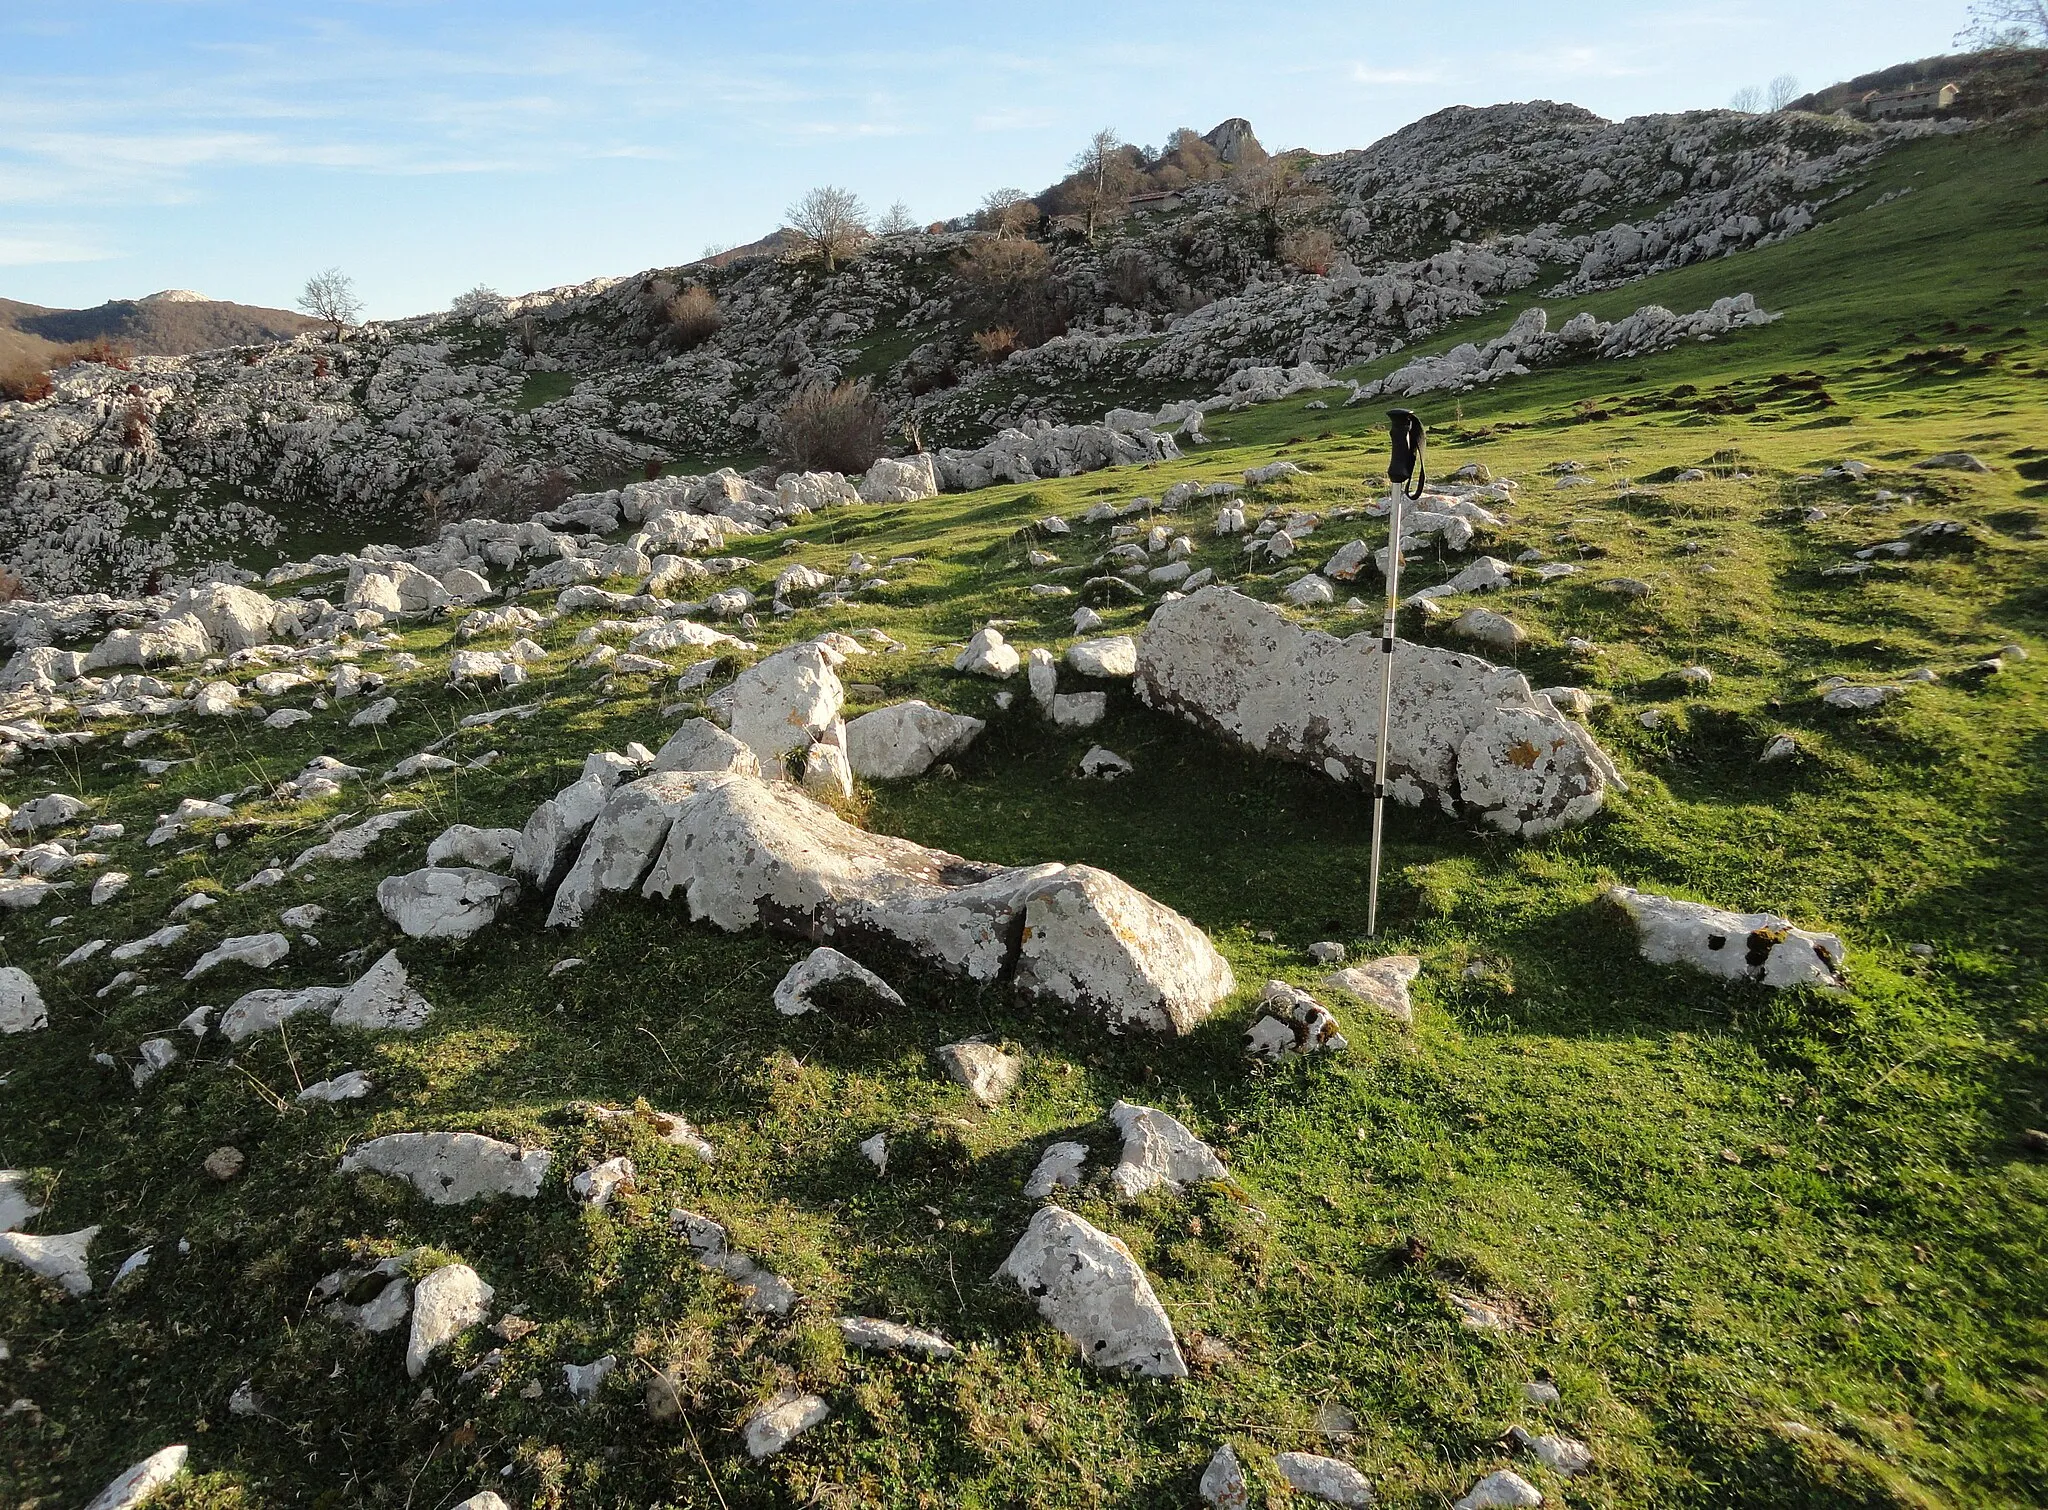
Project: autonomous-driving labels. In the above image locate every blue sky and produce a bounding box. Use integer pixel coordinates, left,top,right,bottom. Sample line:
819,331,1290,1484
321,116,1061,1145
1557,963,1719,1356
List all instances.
1,1,1971,318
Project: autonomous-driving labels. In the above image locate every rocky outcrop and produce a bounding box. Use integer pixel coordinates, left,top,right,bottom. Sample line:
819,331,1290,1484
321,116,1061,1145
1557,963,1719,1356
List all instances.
1135,587,1619,836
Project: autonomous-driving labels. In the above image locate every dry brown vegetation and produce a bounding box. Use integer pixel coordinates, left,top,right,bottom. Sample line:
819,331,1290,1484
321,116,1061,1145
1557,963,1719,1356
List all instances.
662,285,724,350
1279,226,1340,275
769,378,890,473
956,237,1068,348
971,326,1019,364
0,357,54,402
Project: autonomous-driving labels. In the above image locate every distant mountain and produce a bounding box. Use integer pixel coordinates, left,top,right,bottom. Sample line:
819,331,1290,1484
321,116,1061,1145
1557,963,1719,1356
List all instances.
0,289,321,363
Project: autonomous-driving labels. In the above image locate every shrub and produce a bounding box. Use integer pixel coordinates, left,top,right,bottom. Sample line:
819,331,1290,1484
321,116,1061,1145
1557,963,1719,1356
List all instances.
0,359,54,402
1278,226,1339,275
0,567,30,603
451,284,507,322
72,336,134,370
971,327,1019,364
956,237,1068,347
120,398,151,450
662,285,723,350
770,379,890,474
1104,248,1153,306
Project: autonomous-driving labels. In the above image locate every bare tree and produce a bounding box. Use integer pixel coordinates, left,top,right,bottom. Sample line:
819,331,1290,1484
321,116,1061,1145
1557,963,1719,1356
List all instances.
785,186,870,272
978,188,1037,238
1957,0,2048,46
1729,84,1763,113
1070,128,1136,241
1766,74,1801,111
876,200,918,235
297,267,363,338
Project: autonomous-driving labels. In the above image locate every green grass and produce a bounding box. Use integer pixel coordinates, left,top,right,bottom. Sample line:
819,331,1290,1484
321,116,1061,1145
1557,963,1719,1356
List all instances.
514,370,579,412
3,125,2047,1510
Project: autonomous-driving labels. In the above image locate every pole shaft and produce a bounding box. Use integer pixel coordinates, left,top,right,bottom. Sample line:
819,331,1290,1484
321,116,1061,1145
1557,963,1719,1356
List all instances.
1367,487,1405,937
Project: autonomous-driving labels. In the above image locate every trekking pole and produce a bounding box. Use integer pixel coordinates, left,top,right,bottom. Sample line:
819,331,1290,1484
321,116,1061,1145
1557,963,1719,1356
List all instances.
1367,408,1426,938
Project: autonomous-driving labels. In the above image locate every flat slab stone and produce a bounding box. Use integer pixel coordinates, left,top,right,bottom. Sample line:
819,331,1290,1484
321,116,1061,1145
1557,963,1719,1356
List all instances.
1277,1451,1376,1506
0,1224,99,1295
744,1390,830,1458
1135,586,1618,835
1608,886,1844,989
84,1445,189,1510
836,1316,956,1358
331,949,434,1031
339,1132,552,1204
377,868,520,940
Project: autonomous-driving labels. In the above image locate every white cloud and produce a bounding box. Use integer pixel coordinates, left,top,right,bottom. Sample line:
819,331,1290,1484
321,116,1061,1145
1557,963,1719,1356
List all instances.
0,231,114,266
1349,64,1445,86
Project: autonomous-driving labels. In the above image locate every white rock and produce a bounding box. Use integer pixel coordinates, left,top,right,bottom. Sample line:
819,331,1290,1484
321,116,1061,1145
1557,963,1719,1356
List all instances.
10,793,85,834
83,1445,189,1510
348,696,397,727
843,701,985,781
1608,886,1844,989
651,718,761,777
183,931,290,980
219,985,342,1043
91,871,132,906
1028,647,1059,715
1023,1141,1089,1201
278,903,325,929
1014,867,1236,1035
1078,745,1133,779
427,824,522,870
1525,1431,1593,1475
406,1262,494,1378
0,967,48,1034
1322,955,1421,1025
511,778,610,892
1449,608,1527,654
744,1391,831,1458
0,1224,98,1295
773,947,905,1016
339,1132,552,1204
1066,636,1138,678
564,1353,616,1401
1135,588,1616,836
384,752,458,783
1052,691,1107,728
1822,683,1903,710
1284,574,1337,608
292,809,418,870
298,1070,374,1103
801,738,854,800
837,1316,956,1357
131,1036,180,1087
709,642,845,766
955,627,1022,679
1108,1101,1227,1197
998,1205,1185,1377
1276,1452,1376,1506
1201,1443,1251,1510
859,1132,888,1173
0,1170,43,1232
571,1156,635,1208
376,867,521,939
332,948,434,1031
1759,733,1797,763
935,1040,1023,1106
1455,1469,1542,1508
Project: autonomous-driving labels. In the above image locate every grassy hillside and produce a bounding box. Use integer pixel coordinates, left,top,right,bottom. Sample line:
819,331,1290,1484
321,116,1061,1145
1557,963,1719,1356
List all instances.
2,126,2045,1509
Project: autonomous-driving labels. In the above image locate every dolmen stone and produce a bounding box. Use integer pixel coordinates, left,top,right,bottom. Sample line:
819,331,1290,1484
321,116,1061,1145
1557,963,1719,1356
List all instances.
843,701,984,781
1607,886,1844,989
537,770,1232,1035
338,1132,552,1204
997,1204,1186,1377
1134,587,1620,836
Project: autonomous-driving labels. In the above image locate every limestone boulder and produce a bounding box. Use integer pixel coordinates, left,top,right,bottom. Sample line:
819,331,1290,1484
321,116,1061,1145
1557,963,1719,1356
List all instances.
1013,866,1235,1035
426,824,521,870
707,643,845,768
511,777,611,893
837,1317,955,1358
0,1224,98,1295
997,1205,1186,1377
0,966,48,1033
858,452,939,503
184,931,290,980
652,718,761,777
1065,636,1138,678
936,1041,1023,1106
744,1391,831,1458
332,949,434,1031
1277,1452,1376,1507
843,700,985,781
377,867,520,940
1108,1101,1227,1197
83,1445,189,1510
773,946,905,1016
406,1262,493,1377
169,582,276,652
1135,587,1617,836
955,627,1022,679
